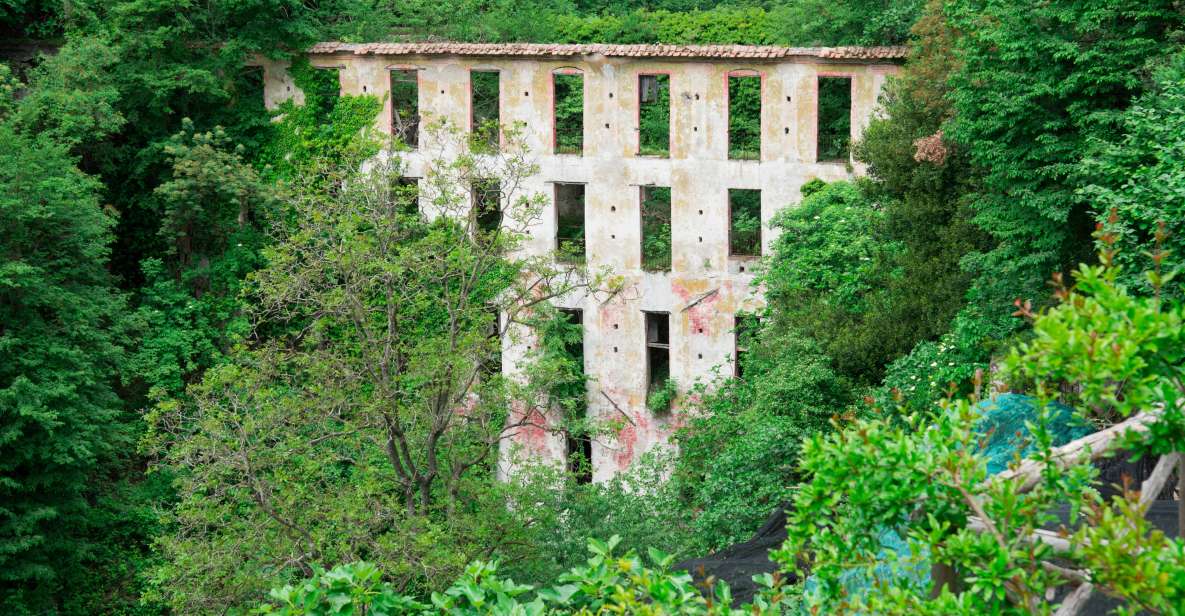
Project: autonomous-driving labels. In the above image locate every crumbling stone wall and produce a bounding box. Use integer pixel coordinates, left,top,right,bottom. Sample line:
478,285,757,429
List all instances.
259,43,902,481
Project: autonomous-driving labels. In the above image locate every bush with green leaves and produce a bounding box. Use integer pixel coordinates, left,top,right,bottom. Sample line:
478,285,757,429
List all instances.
499,453,698,585
762,179,902,384
255,536,792,615
673,327,853,552
777,245,1185,614
647,378,679,415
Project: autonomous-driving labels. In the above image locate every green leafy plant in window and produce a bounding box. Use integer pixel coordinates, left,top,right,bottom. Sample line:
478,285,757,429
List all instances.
638,75,670,157
817,77,852,161
728,75,761,160
729,190,762,256
647,378,678,414
641,186,672,271
554,73,584,155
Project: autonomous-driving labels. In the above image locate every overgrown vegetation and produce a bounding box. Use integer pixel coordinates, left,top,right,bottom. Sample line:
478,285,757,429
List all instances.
5,0,1185,613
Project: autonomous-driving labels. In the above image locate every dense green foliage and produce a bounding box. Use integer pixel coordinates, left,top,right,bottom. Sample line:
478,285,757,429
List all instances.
673,324,852,550
1082,49,1185,301
780,250,1185,613
6,0,1185,613
946,0,1183,339
257,537,791,615
248,252,1185,613
0,68,128,611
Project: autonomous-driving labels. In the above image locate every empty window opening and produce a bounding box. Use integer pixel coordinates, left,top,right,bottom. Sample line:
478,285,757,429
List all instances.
392,177,420,219
734,314,758,378
728,189,762,256
553,72,584,155
305,67,341,117
390,69,419,148
480,307,503,380
555,183,586,263
645,312,671,396
638,74,670,157
473,179,501,236
470,70,500,149
235,65,267,121
640,186,671,272
557,308,591,483
728,73,761,160
817,76,852,162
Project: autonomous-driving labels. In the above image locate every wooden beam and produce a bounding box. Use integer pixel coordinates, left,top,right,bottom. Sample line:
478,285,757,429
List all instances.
1053,583,1094,616
1139,453,1178,508
994,409,1162,493
966,517,1072,553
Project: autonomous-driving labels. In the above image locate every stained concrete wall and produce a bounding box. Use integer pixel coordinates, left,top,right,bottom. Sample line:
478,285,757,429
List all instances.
259,51,898,482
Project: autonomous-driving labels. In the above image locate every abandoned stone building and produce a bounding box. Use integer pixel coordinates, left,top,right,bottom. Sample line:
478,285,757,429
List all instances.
258,42,904,482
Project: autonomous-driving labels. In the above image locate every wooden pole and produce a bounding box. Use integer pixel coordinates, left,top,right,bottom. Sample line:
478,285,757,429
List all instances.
1178,454,1184,539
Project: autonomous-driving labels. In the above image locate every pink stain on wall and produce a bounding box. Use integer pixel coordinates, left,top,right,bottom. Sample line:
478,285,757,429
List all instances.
509,401,554,457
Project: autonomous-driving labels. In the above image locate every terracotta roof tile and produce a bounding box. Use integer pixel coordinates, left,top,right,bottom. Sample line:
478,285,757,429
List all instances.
308,42,907,61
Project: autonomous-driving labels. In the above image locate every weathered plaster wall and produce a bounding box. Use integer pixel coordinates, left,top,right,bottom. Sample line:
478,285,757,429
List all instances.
259,50,898,482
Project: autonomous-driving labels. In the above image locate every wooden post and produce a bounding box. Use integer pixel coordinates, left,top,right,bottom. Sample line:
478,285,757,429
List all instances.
1178,454,1184,539
930,562,958,597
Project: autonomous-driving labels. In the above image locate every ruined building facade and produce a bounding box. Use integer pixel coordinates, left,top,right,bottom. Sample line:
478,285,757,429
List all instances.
258,42,903,482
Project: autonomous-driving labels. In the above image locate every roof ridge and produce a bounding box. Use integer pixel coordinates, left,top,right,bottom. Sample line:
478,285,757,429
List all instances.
307,41,908,60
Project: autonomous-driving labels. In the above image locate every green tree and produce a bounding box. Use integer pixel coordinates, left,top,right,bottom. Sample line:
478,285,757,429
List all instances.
674,326,853,551
152,122,604,611
126,121,277,399
1082,49,1185,302
945,0,1183,340
761,180,898,383
854,0,987,370
0,67,127,612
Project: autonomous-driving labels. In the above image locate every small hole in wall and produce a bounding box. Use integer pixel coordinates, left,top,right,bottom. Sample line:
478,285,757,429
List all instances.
611,234,616,239
698,353,703,359
693,126,698,132
286,85,291,92
698,236,703,243
362,85,367,92
524,91,529,96
604,123,610,129
740,265,746,272
697,328,703,334
613,324,619,329
698,209,703,215
695,93,700,100
440,89,445,94
613,346,619,352
609,92,614,98
610,206,616,212
785,127,790,135
786,96,792,102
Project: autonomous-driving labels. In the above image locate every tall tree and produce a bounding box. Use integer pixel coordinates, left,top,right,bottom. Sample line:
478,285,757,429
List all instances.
946,0,1183,334
151,122,604,611
1082,49,1185,301
0,65,127,612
